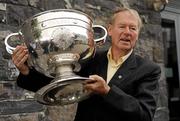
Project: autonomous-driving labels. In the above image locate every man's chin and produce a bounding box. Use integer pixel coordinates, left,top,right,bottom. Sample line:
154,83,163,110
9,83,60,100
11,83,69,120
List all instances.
118,45,132,50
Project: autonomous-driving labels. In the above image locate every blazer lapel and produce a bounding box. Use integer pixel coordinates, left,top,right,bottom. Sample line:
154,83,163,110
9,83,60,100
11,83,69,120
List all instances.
98,51,108,80
109,52,137,85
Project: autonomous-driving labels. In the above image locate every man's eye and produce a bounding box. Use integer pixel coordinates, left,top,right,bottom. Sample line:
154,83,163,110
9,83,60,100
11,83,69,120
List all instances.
118,26,125,29
130,27,137,31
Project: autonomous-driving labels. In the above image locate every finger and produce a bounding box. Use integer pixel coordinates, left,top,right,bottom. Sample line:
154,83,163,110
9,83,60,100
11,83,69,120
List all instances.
12,46,28,58
15,54,29,68
84,78,99,88
14,52,28,64
84,83,96,91
13,45,26,54
85,79,97,84
12,46,21,56
16,46,28,56
12,49,28,64
89,75,103,80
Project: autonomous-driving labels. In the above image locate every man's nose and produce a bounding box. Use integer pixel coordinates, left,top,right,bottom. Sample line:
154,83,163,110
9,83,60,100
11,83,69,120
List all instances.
124,27,131,34
124,27,130,33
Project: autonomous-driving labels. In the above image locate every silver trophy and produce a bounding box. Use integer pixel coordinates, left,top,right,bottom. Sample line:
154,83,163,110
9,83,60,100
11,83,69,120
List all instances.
5,9,107,105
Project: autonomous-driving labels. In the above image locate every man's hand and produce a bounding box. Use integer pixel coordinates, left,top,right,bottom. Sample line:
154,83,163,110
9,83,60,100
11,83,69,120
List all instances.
84,75,110,95
12,45,29,75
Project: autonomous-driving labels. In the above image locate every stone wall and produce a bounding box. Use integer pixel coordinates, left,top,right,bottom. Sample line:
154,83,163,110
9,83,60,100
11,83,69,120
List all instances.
0,0,168,121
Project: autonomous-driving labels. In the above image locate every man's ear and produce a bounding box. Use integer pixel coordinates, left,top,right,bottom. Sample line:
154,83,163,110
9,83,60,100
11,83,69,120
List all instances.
107,24,112,36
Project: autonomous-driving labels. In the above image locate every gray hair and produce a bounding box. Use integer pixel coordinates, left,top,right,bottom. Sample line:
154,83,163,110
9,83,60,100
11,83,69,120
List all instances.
108,7,143,32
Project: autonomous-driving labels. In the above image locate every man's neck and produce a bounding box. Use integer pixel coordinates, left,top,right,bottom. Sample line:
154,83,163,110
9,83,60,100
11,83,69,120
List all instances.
111,48,131,62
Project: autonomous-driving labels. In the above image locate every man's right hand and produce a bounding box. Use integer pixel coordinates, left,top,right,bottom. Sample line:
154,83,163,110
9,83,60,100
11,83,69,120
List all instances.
12,45,29,75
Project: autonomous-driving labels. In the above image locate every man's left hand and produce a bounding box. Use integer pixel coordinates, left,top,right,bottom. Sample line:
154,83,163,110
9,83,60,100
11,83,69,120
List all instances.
84,75,110,95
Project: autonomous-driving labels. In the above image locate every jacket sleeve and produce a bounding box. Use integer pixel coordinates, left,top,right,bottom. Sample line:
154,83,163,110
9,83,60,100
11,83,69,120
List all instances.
103,64,161,121
16,68,53,92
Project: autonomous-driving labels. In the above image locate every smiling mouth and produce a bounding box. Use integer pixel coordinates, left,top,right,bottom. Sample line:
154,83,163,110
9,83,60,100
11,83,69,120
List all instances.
120,39,130,42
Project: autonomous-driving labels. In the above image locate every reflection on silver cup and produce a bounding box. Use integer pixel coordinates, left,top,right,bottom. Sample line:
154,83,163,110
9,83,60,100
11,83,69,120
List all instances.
5,9,107,105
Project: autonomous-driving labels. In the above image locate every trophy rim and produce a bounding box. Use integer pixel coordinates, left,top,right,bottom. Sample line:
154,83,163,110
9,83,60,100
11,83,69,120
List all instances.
21,9,93,26
35,76,92,105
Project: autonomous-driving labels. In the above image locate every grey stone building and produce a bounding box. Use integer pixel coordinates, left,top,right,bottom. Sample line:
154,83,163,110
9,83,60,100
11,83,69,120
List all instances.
0,0,179,121
161,1,180,121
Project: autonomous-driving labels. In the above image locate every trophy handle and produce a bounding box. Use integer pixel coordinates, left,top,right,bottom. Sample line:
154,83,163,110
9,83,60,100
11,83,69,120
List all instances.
4,32,21,54
93,25,107,45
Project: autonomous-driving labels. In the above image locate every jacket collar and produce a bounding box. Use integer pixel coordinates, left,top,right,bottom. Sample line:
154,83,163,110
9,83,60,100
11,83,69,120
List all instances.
108,51,137,85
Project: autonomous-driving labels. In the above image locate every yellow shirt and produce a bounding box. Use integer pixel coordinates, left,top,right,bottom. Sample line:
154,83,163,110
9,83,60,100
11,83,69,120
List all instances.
106,48,133,84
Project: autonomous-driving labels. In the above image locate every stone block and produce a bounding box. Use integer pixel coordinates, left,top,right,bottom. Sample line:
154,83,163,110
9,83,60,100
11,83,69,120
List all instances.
0,100,45,115
0,112,46,121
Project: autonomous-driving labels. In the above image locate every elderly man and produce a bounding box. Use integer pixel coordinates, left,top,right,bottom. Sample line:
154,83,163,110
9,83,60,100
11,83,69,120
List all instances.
12,7,161,121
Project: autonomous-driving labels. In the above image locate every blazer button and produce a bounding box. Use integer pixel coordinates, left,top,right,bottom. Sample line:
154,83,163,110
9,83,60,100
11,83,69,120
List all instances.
118,75,122,79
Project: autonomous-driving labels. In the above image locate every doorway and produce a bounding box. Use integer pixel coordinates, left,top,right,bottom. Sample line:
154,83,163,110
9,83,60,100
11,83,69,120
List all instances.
162,18,180,121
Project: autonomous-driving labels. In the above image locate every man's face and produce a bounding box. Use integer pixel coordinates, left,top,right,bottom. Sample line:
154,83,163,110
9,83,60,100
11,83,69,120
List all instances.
108,11,139,52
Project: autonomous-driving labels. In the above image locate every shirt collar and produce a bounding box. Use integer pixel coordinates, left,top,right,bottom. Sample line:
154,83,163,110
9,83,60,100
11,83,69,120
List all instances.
107,47,133,66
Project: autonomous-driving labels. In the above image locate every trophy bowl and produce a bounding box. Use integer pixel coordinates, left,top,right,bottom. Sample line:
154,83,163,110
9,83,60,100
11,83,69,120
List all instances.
5,9,107,105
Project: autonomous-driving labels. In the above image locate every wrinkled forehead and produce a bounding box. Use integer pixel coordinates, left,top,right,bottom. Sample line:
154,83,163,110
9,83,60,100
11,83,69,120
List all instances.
110,9,142,30
114,10,139,22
